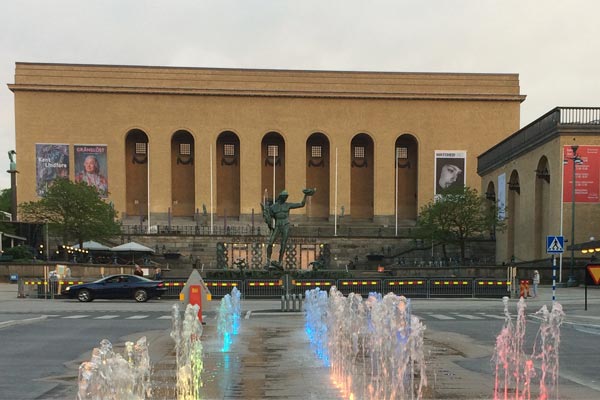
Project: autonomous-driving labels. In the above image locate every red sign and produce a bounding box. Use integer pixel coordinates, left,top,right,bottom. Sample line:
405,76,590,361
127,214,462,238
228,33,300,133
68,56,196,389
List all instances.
587,264,600,285
563,146,600,203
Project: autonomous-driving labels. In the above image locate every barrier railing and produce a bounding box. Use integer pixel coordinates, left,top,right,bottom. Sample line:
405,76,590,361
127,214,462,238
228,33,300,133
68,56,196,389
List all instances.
336,279,382,297
474,279,511,298
244,279,284,298
383,279,428,298
22,277,510,300
429,279,473,298
290,279,336,295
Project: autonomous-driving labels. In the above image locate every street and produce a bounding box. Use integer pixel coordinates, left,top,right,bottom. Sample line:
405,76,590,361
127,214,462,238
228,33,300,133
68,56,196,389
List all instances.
0,284,599,399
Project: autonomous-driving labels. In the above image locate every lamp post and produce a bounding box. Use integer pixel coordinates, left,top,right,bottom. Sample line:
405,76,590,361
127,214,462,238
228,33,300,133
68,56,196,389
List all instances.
568,145,582,287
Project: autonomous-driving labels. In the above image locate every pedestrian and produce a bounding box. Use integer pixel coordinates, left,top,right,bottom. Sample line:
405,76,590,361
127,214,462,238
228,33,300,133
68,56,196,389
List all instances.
134,264,143,276
153,267,162,280
532,270,540,298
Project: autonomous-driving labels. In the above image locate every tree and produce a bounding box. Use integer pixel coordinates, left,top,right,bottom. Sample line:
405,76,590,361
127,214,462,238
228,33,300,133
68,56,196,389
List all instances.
0,188,15,234
19,178,121,247
414,186,504,262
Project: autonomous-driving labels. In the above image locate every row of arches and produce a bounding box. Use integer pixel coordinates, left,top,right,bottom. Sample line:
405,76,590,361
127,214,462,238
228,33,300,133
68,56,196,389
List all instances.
125,129,419,221
485,156,551,261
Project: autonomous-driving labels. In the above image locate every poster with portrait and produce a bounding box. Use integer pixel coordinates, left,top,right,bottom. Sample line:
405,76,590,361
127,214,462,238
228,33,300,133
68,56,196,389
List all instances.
497,173,506,221
36,144,69,197
74,145,108,197
563,145,600,203
434,150,466,196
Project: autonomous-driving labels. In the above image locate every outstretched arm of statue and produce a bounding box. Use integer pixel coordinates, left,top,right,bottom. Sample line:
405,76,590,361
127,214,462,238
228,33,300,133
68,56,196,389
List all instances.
289,188,316,209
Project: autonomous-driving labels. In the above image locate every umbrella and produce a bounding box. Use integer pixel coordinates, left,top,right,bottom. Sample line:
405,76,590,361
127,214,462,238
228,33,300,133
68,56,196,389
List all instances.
111,241,155,264
72,240,112,251
111,241,155,253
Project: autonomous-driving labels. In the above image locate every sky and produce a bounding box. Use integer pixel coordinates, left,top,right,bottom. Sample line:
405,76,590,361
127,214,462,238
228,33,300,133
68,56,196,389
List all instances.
1,0,599,189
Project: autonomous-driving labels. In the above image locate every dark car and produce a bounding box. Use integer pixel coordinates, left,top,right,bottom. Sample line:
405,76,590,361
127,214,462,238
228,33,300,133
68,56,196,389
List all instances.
62,274,167,302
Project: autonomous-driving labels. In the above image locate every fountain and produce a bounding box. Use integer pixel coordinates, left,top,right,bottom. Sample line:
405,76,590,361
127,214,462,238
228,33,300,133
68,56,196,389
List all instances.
493,297,565,400
304,287,427,400
170,303,204,400
77,337,152,400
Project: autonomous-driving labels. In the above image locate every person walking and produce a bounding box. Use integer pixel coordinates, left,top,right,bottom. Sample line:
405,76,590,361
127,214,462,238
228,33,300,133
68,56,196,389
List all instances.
134,264,144,277
532,270,540,298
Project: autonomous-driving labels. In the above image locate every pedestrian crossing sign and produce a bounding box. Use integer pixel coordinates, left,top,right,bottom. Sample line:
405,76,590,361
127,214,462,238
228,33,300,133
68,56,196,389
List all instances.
546,235,564,254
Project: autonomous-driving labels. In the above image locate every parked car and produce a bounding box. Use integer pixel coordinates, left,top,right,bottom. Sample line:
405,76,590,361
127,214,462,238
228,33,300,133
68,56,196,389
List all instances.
62,274,167,302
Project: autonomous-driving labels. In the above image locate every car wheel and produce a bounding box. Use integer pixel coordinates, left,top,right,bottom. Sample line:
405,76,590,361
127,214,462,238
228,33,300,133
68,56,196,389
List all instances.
77,289,93,302
134,289,148,302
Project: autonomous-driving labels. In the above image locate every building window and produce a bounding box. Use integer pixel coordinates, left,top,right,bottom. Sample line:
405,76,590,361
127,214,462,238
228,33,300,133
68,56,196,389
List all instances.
311,146,322,158
354,146,365,159
267,145,279,157
396,147,408,159
135,143,147,155
224,143,235,156
180,143,191,155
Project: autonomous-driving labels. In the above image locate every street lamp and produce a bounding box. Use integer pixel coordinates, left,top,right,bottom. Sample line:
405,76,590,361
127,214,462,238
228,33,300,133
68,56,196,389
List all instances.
567,145,583,287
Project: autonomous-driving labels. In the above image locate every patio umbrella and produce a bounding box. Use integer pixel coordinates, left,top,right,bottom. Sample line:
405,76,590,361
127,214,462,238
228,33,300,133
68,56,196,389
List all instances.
72,240,112,251
111,241,155,264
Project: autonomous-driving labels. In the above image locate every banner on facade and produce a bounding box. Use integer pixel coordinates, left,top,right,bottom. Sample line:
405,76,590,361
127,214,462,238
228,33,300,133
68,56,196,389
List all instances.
497,173,506,220
434,150,466,196
74,145,109,197
36,144,69,197
563,145,600,203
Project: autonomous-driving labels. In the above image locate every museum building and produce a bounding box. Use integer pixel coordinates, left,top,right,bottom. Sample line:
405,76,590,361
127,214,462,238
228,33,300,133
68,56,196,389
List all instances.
10,62,524,226
478,107,600,265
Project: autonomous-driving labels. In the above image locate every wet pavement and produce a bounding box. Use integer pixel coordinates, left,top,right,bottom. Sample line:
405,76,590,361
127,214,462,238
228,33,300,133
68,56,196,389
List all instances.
1,283,600,399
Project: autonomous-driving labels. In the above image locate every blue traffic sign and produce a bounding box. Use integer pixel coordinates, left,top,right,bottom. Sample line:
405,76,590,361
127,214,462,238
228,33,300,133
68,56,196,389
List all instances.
546,235,564,254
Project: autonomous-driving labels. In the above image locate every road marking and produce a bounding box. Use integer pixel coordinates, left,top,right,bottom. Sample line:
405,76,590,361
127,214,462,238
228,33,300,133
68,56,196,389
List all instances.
157,315,172,320
95,315,119,319
454,314,484,320
62,315,89,319
126,315,149,319
477,313,505,320
428,314,455,320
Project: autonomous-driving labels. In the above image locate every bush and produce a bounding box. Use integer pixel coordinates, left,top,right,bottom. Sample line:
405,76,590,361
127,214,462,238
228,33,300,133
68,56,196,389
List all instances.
4,245,34,261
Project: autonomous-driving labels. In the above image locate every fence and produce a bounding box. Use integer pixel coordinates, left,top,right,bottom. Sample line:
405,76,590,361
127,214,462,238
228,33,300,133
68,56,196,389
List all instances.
25,277,510,299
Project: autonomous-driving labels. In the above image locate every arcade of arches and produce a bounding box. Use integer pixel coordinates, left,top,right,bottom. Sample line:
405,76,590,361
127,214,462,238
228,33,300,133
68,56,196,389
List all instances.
123,128,419,222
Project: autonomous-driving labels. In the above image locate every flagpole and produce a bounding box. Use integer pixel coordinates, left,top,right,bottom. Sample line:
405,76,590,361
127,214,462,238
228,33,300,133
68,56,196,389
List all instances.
273,152,276,199
395,147,398,237
334,147,338,237
146,142,151,234
210,146,214,234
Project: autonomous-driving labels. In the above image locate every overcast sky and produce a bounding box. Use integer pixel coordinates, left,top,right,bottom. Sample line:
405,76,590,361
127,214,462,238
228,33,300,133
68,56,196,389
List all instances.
1,0,599,189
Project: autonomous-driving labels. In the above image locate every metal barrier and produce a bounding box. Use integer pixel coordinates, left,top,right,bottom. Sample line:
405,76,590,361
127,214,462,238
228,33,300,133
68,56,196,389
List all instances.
19,277,511,300
290,279,336,295
383,279,428,298
205,280,243,298
473,279,512,298
429,279,473,298
336,279,382,297
245,279,284,298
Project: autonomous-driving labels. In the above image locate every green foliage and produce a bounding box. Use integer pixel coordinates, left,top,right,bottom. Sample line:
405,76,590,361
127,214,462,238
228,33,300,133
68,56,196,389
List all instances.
414,186,504,261
0,188,16,234
3,245,33,260
19,178,121,246
0,188,11,212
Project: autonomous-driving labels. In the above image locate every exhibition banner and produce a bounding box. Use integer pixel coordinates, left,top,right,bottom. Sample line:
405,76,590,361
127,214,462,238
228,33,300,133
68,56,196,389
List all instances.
563,145,600,203
74,145,109,197
36,144,69,196
434,150,466,196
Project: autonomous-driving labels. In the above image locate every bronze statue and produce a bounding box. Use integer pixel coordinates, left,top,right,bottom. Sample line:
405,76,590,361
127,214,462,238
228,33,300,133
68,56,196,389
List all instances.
262,188,316,269
8,150,16,171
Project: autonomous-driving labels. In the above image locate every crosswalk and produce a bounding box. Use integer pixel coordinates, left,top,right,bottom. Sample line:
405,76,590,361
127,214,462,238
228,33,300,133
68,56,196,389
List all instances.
40,311,509,321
